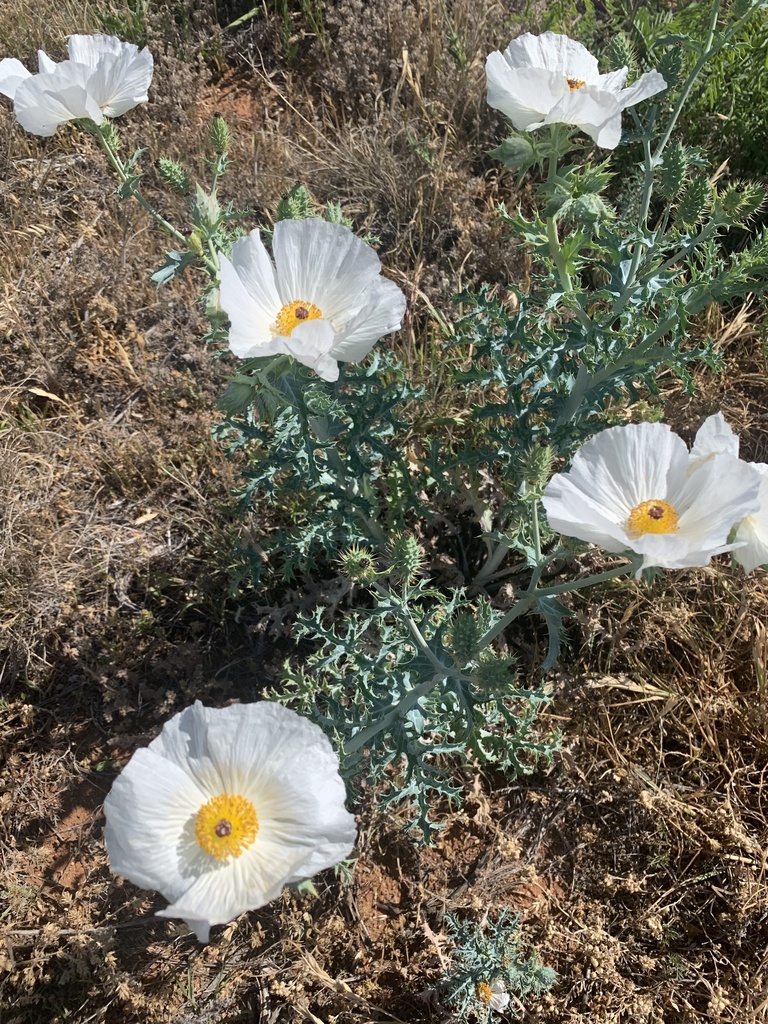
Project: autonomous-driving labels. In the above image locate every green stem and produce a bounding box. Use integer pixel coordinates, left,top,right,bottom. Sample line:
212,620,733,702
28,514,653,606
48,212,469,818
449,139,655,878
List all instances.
545,135,593,332
476,554,643,654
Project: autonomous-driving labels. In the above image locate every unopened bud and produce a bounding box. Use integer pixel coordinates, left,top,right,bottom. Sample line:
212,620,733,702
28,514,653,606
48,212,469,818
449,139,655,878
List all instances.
156,157,192,195
187,231,204,255
338,544,378,584
516,444,554,491
471,654,518,697
387,532,426,585
210,112,231,155
604,33,637,76
450,612,480,665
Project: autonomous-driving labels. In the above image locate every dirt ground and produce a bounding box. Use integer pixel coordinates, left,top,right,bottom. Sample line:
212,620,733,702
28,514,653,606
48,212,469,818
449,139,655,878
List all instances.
2,1,768,1022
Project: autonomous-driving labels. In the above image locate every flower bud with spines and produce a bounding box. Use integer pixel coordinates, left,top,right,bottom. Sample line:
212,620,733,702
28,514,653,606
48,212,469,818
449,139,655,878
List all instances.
677,176,712,229
338,544,379,585
387,532,426,585
156,157,192,196
515,444,554,494
276,183,314,222
450,612,481,666
656,46,682,91
471,654,518,698
659,141,688,201
209,112,231,155
604,33,637,77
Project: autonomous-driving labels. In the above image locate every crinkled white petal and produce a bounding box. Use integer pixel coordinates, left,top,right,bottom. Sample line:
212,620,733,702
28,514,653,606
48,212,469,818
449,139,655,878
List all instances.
332,276,406,363
488,980,510,1013
103,747,207,899
485,55,565,128
37,50,56,75
617,69,667,111
597,67,629,93
689,411,740,464
13,63,103,136
502,31,599,82
106,701,356,942
89,46,154,117
0,58,31,100
283,318,340,381
272,218,382,323
67,33,135,66
735,464,768,573
219,236,283,357
543,84,623,147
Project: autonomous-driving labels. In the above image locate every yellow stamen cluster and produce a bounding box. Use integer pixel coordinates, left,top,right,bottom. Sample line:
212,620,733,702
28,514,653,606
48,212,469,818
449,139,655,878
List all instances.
627,499,680,537
195,793,258,860
476,981,493,1004
274,299,323,337
566,77,586,90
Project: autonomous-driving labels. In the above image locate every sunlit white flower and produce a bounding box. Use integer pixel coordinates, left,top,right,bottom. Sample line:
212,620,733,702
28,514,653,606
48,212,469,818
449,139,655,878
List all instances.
542,421,761,572
477,979,510,1013
104,701,357,942
486,31,666,149
2,34,153,137
218,218,406,382
687,412,768,573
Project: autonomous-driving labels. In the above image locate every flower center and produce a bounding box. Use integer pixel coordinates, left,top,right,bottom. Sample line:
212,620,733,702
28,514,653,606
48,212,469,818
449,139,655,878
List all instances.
566,77,586,90
627,499,680,536
195,793,258,860
274,299,324,337
477,981,493,1004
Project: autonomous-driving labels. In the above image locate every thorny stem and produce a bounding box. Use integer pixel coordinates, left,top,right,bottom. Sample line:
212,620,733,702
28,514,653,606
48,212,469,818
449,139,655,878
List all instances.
608,0,731,320
545,137,593,332
91,123,219,277
476,554,644,654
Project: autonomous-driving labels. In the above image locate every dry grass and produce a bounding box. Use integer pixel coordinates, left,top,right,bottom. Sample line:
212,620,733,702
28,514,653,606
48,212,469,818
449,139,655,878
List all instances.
3,1,768,1022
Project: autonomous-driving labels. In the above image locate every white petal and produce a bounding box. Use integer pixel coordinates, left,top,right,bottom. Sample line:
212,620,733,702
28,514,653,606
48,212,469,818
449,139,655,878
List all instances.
617,69,667,111
37,50,56,74
542,475,632,551
502,32,599,82
67,33,135,66
0,58,31,100
735,467,768,572
92,47,154,117
104,747,207,900
672,454,761,547
486,54,565,128
147,701,225,798
272,219,382,322
597,67,629,93
332,276,406,362
219,238,283,357
689,411,739,463
283,318,339,380
14,64,103,136
489,979,511,1012
544,84,622,147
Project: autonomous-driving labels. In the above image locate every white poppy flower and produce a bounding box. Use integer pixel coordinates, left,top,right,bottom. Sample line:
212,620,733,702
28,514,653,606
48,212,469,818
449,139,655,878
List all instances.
477,979,510,1013
5,34,153,137
542,421,761,572
218,218,407,382
486,31,666,149
687,412,768,573
104,701,357,942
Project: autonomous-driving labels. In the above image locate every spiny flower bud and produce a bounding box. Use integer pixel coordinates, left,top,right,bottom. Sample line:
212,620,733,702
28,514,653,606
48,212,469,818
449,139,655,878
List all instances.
156,157,192,196
209,112,231,155
387,532,426,585
187,231,204,255
450,612,480,665
99,120,121,152
471,654,518,697
516,444,554,491
604,33,637,76
338,544,378,584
